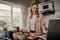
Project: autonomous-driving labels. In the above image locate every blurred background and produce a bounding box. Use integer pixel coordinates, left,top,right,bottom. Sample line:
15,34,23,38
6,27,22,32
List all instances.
0,0,60,39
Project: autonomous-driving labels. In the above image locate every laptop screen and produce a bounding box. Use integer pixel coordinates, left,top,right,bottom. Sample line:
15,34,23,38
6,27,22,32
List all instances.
47,19,60,40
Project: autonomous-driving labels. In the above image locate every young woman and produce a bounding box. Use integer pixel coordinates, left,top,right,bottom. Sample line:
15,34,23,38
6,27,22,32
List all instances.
25,2,47,37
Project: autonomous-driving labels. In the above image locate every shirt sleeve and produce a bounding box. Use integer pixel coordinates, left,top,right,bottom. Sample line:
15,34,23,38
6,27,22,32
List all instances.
40,14,47,34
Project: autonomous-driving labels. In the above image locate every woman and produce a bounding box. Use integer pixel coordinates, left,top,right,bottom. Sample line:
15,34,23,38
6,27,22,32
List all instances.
25,2,47,38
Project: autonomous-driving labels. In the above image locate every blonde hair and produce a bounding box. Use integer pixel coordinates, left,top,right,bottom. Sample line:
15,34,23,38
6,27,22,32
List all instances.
29,2,39,19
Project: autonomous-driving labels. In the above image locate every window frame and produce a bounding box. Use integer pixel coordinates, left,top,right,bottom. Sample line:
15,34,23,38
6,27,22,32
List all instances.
0,1,22,27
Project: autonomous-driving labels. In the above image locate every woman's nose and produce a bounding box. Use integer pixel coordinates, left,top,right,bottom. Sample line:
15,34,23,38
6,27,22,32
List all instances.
34,9,37,11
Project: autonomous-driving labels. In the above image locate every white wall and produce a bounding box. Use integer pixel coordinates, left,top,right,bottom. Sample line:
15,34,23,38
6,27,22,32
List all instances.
44,0,60,28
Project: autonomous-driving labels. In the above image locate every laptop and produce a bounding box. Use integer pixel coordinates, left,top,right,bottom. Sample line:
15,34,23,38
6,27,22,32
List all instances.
47,19,60,40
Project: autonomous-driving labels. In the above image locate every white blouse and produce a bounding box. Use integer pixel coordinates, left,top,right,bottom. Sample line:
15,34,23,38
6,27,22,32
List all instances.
29,15,37,31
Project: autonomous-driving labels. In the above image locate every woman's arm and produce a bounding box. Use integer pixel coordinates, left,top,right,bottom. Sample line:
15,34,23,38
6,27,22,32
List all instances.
40,14,47,34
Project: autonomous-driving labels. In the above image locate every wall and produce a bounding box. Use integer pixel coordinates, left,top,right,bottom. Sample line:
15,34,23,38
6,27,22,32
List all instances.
44,0,60,28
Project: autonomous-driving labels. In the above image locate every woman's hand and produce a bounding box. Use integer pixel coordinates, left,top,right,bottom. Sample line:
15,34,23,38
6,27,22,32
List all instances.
27,32,43,38
27,33,35,38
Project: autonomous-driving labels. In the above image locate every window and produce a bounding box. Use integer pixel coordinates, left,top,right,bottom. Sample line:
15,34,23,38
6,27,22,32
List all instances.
0,4,11,11
13,6,22,26
0,3,22,27
0,4,11,27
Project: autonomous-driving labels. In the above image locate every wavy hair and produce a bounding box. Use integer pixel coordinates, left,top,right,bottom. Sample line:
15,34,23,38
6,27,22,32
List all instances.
29,2,39,19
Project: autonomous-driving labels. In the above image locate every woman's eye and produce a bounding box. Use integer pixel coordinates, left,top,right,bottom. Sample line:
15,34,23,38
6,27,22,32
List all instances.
33,7,38,9
33,7,35,9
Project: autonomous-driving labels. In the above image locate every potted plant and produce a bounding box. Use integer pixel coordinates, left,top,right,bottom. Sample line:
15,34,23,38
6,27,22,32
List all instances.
2,27,7,37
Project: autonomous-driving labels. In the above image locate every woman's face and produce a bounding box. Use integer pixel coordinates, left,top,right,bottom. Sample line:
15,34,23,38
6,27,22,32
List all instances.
31,4,38,14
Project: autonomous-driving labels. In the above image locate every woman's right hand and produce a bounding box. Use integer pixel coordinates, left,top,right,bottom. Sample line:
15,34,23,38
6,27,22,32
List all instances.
27,33,36,38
